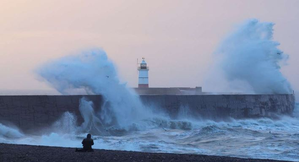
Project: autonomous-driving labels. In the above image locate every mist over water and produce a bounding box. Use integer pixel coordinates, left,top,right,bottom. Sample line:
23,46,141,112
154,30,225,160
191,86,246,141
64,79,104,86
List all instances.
205,19,292,94
0,19,298,161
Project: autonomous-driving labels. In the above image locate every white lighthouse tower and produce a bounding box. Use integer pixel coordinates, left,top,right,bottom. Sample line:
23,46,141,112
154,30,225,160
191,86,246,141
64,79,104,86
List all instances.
138,58,149,88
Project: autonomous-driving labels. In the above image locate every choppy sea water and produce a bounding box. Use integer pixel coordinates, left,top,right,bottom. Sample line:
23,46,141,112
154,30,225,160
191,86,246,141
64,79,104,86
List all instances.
1,103,299,161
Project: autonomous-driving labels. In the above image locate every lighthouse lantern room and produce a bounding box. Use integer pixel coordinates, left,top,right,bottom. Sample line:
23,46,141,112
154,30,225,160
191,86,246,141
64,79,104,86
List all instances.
138,58,149,88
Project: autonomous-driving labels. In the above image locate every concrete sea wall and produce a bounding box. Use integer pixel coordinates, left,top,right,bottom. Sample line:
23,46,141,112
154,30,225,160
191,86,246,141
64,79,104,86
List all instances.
0,94,295,133
0,95,103,133
140,94,295,119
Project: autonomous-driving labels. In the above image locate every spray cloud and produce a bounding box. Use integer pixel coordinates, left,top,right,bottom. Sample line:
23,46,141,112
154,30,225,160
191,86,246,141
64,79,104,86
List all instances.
206,19,292,94
37,49,150,131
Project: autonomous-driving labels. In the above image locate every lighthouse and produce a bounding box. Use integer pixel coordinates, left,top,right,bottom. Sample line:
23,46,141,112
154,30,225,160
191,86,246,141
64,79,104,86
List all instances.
138,58,149,88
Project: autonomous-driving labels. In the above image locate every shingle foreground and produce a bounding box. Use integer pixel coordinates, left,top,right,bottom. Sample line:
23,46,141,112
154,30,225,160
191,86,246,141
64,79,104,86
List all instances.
0,143,289,162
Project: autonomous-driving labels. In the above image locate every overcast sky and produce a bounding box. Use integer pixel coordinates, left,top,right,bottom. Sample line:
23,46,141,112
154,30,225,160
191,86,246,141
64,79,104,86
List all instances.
0,0,298,92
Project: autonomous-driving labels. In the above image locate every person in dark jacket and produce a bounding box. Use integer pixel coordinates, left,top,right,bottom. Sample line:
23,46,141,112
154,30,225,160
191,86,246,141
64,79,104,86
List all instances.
76,134,94,152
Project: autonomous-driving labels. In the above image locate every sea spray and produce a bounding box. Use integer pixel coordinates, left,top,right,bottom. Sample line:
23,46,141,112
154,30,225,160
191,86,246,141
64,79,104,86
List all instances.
0,123,24,139
37,49,151,131
205,19,292,94
52,112,77,134
78,97,102,134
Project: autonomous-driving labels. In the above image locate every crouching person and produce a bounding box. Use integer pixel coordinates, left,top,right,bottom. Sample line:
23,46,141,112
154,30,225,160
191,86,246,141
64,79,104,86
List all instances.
76,134,94,152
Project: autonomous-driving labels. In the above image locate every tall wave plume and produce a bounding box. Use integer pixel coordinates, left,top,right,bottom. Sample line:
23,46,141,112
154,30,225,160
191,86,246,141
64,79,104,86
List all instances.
205,19,292,94
37,49,151,132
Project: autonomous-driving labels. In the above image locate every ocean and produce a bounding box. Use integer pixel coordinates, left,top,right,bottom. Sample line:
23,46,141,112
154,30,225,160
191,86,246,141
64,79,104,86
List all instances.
0,102,298,161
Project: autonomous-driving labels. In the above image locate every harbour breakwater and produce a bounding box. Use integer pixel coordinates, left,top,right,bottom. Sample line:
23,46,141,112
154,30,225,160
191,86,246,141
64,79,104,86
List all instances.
0,94,295,133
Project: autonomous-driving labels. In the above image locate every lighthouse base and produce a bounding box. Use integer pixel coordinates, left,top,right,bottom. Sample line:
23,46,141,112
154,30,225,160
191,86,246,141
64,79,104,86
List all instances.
138,84,149,88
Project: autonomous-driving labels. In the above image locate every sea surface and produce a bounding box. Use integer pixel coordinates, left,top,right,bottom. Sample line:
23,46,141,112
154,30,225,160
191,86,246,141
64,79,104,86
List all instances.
0,104,298,161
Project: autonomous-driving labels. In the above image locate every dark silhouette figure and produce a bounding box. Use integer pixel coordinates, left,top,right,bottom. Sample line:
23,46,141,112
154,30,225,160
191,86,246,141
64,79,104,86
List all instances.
76,134,94,152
